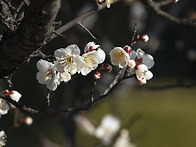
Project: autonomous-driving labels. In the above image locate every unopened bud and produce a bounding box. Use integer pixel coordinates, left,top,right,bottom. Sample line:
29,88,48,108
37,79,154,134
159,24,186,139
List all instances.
137,34,149,43
20,116,33,126
128,59,136,68
123,45,132,54
9,90,21,102
94,71,101,80
101,64,112,73
173,0,179,3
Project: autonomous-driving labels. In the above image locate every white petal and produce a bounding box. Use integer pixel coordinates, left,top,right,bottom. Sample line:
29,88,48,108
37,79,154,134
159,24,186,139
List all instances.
96,49,106,64
142,54,154,69
136,48,145,59
136,64,148,78
65,44,81,55
128,59,136,68
37,59,53,71
9,91,22,102
0,100,9,115
59,72,71,83
145,70,153,80
84,42,96,53
46,78,58,91
36,71,47,84
54,48,67,58
137,77,147,84
129,50,136,59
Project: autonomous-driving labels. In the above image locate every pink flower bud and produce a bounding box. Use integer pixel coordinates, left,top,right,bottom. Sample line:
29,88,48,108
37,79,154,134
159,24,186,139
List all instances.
101,64,112,73
9,90,21,102
94,71,101,80
20,116,33,126
173,0,179,3
138,34,149,43
123,45,132,54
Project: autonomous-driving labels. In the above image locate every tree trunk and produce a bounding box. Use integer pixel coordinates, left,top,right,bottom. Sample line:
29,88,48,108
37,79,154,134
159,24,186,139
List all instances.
0,0,61,78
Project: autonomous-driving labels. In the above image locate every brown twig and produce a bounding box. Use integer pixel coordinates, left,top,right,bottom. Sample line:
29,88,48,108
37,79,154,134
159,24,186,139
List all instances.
49,0,121,41
78,22,97,40
139,0,196,26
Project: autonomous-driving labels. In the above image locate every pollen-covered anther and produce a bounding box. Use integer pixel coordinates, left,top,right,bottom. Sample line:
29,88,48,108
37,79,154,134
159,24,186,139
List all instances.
138,34,149,43
94,71,101,80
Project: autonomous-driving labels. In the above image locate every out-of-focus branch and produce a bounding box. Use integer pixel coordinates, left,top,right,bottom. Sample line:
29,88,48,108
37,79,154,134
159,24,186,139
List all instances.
139,0,196,26
50,0,121,40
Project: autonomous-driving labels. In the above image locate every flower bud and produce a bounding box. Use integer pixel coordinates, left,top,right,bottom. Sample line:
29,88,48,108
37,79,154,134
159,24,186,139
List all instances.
94,71,101,80
173,0,179,3
101,64,112,73
9,90,22,102
123,45,132,54
137,34,149,43
20,116,33,126
128,59,136,68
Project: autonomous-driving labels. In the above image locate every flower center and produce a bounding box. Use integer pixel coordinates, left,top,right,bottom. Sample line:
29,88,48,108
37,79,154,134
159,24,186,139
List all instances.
44,69,54,81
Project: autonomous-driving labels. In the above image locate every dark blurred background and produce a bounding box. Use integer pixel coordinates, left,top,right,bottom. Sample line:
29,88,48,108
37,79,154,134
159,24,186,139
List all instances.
0,0,196,146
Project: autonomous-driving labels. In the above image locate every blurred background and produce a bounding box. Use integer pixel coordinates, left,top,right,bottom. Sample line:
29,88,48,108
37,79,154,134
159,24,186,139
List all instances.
0,0,196,146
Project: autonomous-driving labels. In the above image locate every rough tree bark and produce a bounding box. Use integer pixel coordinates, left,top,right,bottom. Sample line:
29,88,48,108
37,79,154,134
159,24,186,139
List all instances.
0,0,61,78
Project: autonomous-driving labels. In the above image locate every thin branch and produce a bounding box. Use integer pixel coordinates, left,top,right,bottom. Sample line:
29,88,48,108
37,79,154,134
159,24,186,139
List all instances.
139,0,196,26
156,0,173,7
49,0,121,41
78,22,97,40
130,23,137,47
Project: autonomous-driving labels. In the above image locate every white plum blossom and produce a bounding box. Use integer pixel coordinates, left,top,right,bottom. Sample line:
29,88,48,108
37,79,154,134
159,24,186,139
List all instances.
129,48,154,84
129,48,154,69
113,129,136,147
94,114,121,145
54,45,84,74
0,131,6,146
84,42,106,64
74,113,95,135
81,51,101,75
36,59,59,91
0,99,9,118
109,47,130,68
136,64,153,84
81,42,106,76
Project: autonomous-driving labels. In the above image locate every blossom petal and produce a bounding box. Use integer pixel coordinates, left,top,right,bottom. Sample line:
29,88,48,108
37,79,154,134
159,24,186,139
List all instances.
65,44,81,55
37,59,53,71
142,54,154,69
96,49,106,64
136,48,145,58
145,70,153,80
0,100,9,115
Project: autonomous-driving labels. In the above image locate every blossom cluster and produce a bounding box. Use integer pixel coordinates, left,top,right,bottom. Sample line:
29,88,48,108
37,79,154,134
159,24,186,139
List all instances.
36,42,106,91
0,130,6,146
0,90,22,146
0,90,21,118
74,113,136,146
109,45,154,84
